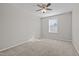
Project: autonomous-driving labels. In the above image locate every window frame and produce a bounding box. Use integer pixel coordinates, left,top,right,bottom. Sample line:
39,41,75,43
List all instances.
48,18,58,33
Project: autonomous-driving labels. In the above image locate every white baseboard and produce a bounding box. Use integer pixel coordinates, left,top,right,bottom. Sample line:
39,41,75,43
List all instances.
0,38,35,52
72,42,79,55
0,37,41,52
0,40,29,52
55,38,72,42
0,37,72,52
40,38,72,42
0,34,41,52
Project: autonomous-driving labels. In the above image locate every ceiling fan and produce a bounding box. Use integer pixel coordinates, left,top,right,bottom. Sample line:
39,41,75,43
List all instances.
36,3,52,13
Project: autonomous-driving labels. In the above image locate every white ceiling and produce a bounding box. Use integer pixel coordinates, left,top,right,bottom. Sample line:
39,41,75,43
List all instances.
9,3,79,18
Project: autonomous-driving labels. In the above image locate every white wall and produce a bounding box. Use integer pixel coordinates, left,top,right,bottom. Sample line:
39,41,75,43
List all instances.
72,7,79,54
41,12,72,41
0,4,40,50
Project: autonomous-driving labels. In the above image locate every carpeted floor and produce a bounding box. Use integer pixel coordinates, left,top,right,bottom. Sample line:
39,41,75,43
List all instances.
0,39,78,56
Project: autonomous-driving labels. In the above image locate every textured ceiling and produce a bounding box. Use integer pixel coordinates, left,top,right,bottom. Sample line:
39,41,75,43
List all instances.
5,3,79,18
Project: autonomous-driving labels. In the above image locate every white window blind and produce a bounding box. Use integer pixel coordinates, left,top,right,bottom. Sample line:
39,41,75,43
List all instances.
49,19,58,33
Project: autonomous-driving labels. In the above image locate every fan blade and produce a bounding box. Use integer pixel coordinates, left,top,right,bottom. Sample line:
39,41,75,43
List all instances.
36,9,42,11
47,8,52,10
37,4,42,8
46,3,51,7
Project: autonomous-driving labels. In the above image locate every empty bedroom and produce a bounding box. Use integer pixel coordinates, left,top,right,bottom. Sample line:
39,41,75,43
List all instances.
0,3,79,56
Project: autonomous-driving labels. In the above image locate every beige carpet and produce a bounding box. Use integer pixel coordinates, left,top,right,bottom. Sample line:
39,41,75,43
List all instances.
0,39,78,56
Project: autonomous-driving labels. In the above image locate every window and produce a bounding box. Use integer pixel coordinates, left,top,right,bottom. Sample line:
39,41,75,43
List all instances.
49,19,58,33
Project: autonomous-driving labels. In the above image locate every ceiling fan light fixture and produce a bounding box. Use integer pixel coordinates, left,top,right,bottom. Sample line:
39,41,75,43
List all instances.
36,3,52,13
41,9,47,13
